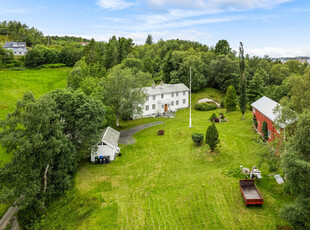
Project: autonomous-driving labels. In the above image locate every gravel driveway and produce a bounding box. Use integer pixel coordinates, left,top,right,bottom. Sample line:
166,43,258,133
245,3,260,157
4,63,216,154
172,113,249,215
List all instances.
119,121,164,145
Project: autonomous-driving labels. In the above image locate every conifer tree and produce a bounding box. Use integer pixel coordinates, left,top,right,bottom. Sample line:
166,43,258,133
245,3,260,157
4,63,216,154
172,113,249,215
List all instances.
205,122,220,151
239,42,247,118
224,85,237,112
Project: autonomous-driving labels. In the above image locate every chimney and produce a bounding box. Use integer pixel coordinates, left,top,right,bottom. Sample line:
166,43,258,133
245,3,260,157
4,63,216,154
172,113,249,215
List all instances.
152,81,155,89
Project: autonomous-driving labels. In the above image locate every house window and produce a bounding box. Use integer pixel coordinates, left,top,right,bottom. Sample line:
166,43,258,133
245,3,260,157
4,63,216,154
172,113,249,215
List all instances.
171,101,174,106
162,105,164,109
145,105,149,111
183,91,186,96
153,95,156,100
183,99,186,104
161,94,164,99
268,130,271,138
176,92,179,97
176,100,179,105
152,104,156,110
171,93,174,97
253,108,256,113
146,96,149,101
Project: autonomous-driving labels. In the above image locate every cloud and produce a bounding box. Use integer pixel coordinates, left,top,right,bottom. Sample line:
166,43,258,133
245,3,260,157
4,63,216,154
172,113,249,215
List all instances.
96,0,135,10
246,46,310,58
147,0,292,11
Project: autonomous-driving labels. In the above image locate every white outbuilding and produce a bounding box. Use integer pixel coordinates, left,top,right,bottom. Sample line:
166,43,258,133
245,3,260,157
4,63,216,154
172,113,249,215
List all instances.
139,82,190,118
91,126,120,163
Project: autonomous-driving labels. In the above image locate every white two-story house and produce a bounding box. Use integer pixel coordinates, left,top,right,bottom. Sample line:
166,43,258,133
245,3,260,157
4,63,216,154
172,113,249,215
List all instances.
140,82,190,117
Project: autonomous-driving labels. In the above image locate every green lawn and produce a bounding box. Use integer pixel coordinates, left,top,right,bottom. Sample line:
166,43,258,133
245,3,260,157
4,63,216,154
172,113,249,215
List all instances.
36,88,293,229
0,67,70,165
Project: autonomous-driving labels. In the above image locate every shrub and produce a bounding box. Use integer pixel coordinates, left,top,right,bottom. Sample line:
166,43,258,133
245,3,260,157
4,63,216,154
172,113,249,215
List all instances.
261,121,268,141
38,63,66,69
253,115,258,128
194,102,217,111
224,85,237,112
213,117,220,123
206,122,220,151
209,113,217,121
192,133,204,145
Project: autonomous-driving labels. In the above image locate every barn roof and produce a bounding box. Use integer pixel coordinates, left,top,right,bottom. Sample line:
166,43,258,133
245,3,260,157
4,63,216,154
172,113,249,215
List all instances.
102,126,120,148
143,83,189,96
251,96,280,122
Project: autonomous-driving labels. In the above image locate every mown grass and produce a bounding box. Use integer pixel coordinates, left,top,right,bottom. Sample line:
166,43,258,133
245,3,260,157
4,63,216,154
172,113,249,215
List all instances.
0,68,70,165
36,88,293,229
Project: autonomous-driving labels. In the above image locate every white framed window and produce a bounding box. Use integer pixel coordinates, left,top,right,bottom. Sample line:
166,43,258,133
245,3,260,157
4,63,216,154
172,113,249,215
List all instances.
176,92,179,97
268,130,271,138
162,105,164,109
253,108,256,113
146,96,149,101
171,93,174,97
171,101,174,106
152,104,156,110
176,100,179,105
161,94,164,99
153,95,156,100
145,105,149,111
183,99,186,104
183,91,186,96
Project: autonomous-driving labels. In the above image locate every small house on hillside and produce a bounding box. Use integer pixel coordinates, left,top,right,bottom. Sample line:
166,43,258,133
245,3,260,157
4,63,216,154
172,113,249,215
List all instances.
251,96,281,142
91,126,120,163
139,82,190,118
3,42,27,55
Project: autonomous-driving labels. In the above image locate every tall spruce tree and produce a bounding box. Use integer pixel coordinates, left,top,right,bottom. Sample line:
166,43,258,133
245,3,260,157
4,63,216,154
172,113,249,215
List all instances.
205,122,220,151
145,34,153,45
239,42,247,118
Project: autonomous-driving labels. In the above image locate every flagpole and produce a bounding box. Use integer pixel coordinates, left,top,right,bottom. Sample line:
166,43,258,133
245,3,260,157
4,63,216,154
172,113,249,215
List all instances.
189,66,193,128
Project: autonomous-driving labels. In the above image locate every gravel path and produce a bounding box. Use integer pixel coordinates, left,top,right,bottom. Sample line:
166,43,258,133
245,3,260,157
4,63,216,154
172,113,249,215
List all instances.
119,121,164,145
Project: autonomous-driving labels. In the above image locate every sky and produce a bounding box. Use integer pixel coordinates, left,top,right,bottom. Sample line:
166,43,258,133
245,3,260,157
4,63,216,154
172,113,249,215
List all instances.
1,0,310,57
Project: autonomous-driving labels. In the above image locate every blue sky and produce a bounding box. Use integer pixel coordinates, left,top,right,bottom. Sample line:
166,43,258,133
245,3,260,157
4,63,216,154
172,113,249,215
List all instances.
1,0,310,57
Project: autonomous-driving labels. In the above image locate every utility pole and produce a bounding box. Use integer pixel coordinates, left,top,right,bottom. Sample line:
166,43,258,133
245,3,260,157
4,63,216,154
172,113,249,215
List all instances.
188,66,193,128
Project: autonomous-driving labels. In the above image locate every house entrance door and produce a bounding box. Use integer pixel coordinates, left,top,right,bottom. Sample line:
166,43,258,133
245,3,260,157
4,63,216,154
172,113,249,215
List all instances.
164,104,168,112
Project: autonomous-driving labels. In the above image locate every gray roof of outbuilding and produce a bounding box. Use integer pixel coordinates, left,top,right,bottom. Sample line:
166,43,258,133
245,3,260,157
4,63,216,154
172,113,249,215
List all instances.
143,83,190,96
251,96,279,122
101,126,120,148
3,42,26,48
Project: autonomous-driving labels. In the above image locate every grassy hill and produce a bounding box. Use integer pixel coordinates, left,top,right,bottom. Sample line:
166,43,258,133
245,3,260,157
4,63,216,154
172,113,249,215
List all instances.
0,67,70,165
35,88,293,229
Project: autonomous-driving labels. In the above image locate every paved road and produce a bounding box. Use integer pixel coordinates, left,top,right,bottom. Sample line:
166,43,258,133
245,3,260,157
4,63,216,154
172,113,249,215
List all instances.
119,121,164,145
0,206,19,230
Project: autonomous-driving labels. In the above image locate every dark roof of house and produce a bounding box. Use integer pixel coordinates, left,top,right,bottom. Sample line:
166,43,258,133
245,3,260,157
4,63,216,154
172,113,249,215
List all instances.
3,42,26,48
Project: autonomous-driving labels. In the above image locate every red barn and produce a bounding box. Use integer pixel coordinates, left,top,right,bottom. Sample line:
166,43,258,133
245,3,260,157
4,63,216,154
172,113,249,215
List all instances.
251,96,281,142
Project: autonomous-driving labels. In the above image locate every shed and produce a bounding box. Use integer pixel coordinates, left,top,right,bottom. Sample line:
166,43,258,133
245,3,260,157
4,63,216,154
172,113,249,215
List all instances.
91,126,120,163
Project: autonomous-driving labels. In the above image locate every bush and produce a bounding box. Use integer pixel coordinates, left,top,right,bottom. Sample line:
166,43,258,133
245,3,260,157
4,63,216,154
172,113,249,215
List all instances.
192,133,204,145
224,85,237,112
194,102,217,111
209,113,217,121
213,117,220,123
262,121,268,141
206,122,220,151
253,115,258,128
220,99,225,108
38,63,66,69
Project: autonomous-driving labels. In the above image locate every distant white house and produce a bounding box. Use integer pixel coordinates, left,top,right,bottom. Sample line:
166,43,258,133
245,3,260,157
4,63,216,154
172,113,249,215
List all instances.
2,42,27,55
138,82,190,118
91,126,120,163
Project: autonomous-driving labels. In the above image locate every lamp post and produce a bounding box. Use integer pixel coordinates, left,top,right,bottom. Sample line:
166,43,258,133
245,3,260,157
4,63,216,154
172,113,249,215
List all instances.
188,66,193,128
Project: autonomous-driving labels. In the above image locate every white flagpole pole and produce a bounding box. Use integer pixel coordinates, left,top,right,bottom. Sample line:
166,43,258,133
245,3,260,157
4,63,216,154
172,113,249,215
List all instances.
189,66,193,128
